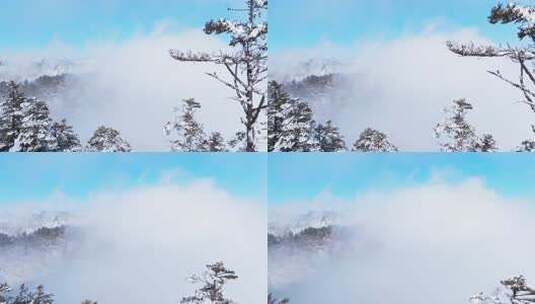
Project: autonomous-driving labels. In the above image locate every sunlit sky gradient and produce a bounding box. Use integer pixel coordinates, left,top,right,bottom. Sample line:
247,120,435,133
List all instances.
0,153,267,205
0,0,244,52
269,0,522,52
268,153,535,205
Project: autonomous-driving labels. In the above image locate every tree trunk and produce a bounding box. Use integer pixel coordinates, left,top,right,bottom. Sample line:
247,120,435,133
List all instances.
246,122,256,152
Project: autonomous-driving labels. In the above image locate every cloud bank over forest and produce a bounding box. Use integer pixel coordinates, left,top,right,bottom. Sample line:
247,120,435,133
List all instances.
1,23,244,151
0,179,266,304
270,177,535,303
271,26,534,151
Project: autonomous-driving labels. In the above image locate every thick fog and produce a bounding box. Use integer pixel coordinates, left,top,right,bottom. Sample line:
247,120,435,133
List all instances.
269,178,535,304
271,27,534,151
0,180,266,304
1,25,244,151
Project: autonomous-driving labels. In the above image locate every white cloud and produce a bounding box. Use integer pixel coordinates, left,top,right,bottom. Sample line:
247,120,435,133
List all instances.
270,178,535,303
272,27,535,151
0,180,266,304
2,25,245,151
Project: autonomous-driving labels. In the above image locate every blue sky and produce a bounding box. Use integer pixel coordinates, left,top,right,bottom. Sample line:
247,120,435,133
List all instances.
4,153,535,207
268,153,535,205
0,0,520,53
0,0,241,52
270,0,521,52
0,153,266,205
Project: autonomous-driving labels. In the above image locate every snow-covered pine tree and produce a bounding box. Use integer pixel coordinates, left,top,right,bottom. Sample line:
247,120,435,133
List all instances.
516,125,535,151
0,283,10,304
313,120,346,152
165,98,208,152
0,282,59,304
352,128,398,152
86,126,132,152
268,80,353,152
9,284,54,304
50,119,81,152
474,134,498,152
447,2,535,150
268,80,317,152
501,276,535,304
268,81,288,152
228,131,247,152
181,262,238,304
15,98,57,152
31,286,53,304
268,293,289,304
0,81,25,151
12,284,33,304
204,132,228,152
518,138,535,152
169,0,268,152
470,276,535,304
278,98,316,152
434,99,498,152
435,99,477,152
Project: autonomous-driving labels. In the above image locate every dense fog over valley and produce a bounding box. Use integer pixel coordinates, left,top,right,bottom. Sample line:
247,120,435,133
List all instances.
0,181,266,304
269,178,535,303
270,27,534,151
0,28,242,151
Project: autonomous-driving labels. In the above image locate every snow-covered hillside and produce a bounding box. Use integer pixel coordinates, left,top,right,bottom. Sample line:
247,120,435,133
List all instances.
0,211,76,284
268,209,363,296
0,211,72,237
0,58,92,83
270,57,345,83
268,210,339,237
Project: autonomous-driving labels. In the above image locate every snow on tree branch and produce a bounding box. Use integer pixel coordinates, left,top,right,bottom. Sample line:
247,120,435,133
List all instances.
85,126,132,152
352,128,398,152
446,41,535,59
489,3,535,41
0,279,99,304
448,2,535,151
517,125,535,151
169,0,268,152
169,50,222,63
180,262,238,304
470,276,535,304
0,283,10,304
165,98,228,152
268,81,349,152
268,293,289,304
0,283,54,304
15,98,58,152
268,81,399,152
434,99,498,152
0,81,83,152
0,82,24,152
